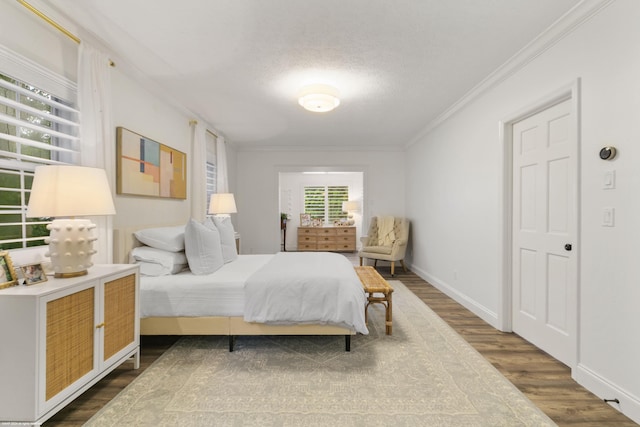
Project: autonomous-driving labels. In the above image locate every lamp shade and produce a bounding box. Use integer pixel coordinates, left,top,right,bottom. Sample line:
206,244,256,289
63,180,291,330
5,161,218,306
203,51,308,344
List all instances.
342,200,360,212
209,193,237,214
27,165,116,218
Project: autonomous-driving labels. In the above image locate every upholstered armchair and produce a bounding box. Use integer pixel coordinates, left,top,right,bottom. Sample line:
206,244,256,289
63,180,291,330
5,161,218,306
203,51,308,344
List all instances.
359,216,410,276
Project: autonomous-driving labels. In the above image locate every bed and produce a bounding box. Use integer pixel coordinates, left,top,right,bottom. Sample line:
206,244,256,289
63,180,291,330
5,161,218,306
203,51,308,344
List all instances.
113,222,368,351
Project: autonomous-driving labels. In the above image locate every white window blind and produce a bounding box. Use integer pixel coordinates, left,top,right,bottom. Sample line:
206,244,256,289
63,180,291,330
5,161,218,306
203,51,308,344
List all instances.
304,185,349,224
0,72,79,250
205,130,217,212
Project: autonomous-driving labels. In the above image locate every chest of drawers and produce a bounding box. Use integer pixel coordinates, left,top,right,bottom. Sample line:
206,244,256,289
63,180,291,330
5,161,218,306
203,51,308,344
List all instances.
297,226,356,252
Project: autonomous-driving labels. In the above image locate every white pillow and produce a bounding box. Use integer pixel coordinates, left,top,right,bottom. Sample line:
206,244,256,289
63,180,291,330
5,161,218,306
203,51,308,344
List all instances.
134,225,186,252
212,216,238,263
130,246,187,276
136,261,181,277
184,218,224,275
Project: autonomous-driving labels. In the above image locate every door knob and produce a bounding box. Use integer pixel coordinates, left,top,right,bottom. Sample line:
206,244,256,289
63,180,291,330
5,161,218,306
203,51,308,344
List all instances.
564,244,572,251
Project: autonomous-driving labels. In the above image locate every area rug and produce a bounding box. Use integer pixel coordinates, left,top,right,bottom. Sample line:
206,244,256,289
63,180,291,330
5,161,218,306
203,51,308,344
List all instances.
86,281,556,426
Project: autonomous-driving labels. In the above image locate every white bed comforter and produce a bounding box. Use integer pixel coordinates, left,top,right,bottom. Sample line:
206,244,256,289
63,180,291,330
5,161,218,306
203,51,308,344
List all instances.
244,252,369,334
139,254,273,317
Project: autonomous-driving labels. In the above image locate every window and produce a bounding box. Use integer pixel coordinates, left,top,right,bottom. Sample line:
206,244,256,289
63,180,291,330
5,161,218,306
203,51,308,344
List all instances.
206,162,216,203
205,131,217,212
0,72,79,250
304,185,349,224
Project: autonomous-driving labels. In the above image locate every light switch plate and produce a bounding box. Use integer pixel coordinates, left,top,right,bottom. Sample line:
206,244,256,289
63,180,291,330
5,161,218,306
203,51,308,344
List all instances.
602,207,615,227
603,170,615,189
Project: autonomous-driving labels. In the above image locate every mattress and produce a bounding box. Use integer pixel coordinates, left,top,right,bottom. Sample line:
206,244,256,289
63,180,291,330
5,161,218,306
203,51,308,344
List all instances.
140,254,273,317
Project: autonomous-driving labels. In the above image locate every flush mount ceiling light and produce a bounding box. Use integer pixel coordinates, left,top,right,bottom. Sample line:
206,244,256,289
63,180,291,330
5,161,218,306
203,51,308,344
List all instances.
298,84,340,113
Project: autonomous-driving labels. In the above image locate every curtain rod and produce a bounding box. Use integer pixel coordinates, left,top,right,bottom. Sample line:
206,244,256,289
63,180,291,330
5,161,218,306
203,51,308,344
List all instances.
18,0,79,43
189,120,219,138
17,0,115,67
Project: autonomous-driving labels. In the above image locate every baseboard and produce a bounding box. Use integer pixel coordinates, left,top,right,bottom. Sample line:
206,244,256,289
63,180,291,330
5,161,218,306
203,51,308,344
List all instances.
409,263,500,329
574,363,640,425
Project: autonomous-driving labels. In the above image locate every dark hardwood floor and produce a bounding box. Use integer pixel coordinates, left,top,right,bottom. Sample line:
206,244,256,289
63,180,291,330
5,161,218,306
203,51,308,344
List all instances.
390,266,636,427
45,262,637,426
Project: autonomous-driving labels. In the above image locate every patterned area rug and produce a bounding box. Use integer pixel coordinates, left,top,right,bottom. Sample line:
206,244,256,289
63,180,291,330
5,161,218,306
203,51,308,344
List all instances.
87,281,556,426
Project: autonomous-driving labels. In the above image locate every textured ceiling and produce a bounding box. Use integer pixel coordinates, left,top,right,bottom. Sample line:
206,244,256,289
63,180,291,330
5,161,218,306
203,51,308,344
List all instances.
48,0,583,150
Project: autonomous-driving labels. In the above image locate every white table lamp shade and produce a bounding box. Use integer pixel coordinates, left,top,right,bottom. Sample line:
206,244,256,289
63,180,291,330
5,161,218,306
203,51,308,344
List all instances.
209,193,237,214
342,201,360,212
342,200,359,225
27,165,116,218
26,166,116,278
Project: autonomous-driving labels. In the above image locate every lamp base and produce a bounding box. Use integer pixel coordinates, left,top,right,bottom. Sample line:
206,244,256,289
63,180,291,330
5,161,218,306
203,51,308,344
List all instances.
46,219,98,278
54,270,88,279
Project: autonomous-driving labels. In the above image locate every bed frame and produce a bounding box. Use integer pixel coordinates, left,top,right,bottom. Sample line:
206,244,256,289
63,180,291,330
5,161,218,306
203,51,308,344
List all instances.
113,224,354,351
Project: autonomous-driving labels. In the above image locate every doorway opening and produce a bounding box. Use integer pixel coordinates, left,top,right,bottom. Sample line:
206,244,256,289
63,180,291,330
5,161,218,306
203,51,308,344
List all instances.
279,171,364,251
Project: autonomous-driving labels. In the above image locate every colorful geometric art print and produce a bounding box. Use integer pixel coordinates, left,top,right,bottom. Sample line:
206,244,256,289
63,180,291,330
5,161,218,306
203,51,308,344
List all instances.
116,127,186,199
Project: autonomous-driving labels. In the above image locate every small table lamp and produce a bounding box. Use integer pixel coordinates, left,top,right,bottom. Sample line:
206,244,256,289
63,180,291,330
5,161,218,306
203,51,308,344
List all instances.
26,165,116,278
209,193,237,216
209,193,239,252
342,200,360,225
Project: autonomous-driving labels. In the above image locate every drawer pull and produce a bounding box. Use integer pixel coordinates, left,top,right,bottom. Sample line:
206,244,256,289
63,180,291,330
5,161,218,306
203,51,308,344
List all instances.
96,322,105,329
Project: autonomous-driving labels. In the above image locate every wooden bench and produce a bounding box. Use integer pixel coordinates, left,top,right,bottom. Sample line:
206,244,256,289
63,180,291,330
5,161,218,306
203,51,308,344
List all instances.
354,266,394,335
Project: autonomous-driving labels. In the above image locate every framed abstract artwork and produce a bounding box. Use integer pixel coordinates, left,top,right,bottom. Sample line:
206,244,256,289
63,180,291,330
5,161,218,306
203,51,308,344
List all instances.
116,127,187,199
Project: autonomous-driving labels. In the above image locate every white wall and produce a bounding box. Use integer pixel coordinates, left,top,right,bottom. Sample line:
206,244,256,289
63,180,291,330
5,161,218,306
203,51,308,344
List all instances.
111,70,193,228
109,74,241,231
406,1,640,422
236,150,405,255
0,1,77,85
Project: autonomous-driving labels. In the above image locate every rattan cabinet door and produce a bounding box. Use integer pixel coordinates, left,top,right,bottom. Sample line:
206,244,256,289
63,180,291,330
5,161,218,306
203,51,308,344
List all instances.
45,286,96,402
102,273,136,363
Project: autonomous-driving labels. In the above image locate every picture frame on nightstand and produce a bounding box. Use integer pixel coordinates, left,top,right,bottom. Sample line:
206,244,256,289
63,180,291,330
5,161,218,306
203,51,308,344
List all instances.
21,263,47,286
0,251,18,290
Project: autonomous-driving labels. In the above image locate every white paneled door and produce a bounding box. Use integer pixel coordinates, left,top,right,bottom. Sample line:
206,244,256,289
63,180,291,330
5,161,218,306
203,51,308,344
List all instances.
512,98,576,367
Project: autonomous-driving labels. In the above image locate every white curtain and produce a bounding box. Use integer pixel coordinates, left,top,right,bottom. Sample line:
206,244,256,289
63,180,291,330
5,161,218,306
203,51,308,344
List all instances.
77,42,114,264
190,121,207,221
216,136,229,193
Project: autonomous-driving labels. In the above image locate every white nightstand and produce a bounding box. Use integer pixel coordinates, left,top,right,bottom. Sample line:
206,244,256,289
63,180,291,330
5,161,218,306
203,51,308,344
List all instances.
0,264,140,425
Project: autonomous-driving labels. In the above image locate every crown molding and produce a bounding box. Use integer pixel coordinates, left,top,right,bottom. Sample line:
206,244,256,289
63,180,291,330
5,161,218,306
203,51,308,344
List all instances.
405,0,615,149
232,142,405,153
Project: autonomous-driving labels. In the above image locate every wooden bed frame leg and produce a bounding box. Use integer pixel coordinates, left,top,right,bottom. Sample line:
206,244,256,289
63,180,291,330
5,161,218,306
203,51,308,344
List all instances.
229,335,235,352
345,335,351,352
